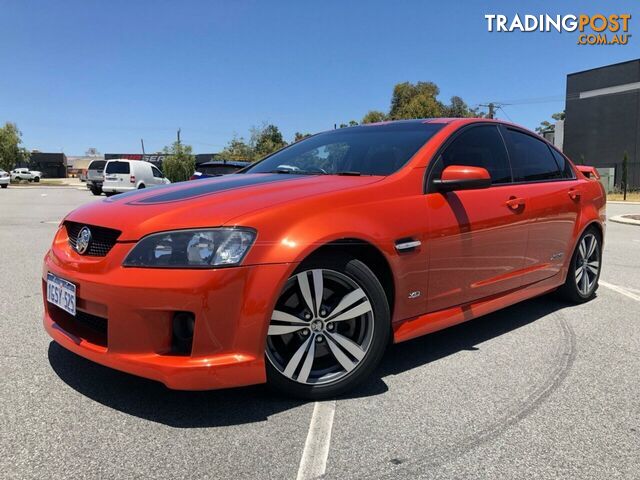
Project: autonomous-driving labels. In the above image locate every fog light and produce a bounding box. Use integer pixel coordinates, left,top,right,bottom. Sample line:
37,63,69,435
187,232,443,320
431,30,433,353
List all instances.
172,312,195,355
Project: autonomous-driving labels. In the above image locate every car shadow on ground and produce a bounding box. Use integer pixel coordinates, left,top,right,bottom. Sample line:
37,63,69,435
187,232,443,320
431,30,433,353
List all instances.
48,294,573,428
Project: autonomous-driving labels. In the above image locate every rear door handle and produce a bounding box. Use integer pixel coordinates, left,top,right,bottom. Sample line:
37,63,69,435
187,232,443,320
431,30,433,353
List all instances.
505,197,525,210
568,189,581,200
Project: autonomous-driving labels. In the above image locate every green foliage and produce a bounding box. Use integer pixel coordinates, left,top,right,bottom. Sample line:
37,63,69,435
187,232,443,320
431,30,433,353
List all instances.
0,122,30,172
390,81,444,119
294,132,312,142
221,124,288,162
361,110,387,124
535,111,565,134
162,141,195,182
253,124,287,159
446,96,481,118
338,120,359,128
220,135,255,161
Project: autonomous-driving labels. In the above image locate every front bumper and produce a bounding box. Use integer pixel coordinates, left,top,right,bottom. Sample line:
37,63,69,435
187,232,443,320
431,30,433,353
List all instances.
42,227,292,390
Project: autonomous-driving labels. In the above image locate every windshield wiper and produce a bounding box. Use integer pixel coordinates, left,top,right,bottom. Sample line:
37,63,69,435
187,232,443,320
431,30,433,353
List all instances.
269,168,323,175
334,171,361,176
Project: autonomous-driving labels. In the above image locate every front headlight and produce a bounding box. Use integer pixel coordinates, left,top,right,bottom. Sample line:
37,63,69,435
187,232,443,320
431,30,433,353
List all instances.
123,228,256,268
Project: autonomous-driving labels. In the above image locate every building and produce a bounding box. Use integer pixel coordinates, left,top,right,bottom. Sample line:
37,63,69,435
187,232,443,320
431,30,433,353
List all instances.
67,156,101,178
563,59,640,189
27,152,68,178
105,153,169,165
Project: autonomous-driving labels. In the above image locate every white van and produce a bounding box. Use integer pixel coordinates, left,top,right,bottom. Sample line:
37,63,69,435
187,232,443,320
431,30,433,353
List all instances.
102,159,170,196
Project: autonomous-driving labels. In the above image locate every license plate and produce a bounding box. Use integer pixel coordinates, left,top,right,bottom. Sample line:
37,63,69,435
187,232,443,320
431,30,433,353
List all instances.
46,272,76,316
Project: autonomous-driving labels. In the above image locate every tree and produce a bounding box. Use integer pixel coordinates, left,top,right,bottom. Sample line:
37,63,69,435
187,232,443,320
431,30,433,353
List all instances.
162,141,195,182
446,96,481,118
220,135,255,161
253,124,287,159
294,132,312,142
338,120,359,128
361,110,387,124
389,81,445,119
535,111,565,134
0,122,30,172
622,151,629,201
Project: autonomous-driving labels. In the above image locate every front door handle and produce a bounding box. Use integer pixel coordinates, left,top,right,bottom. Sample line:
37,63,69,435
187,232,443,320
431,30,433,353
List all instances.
568,189,581,201
506,197,525,210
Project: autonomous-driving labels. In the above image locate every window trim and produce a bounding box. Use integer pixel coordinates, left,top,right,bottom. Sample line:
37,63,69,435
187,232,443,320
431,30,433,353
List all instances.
423,122,513,193
424,121,580,193
500,125,577,184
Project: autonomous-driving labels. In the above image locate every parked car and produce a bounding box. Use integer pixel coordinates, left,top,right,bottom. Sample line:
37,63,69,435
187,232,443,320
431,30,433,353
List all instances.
11,168,42,182
0,169,9,188
86,159,106,195
43,119,605,399
190,160,250,180
101,159,170,196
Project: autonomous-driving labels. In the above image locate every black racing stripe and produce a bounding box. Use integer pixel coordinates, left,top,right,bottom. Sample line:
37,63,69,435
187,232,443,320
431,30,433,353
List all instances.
126,174,303,205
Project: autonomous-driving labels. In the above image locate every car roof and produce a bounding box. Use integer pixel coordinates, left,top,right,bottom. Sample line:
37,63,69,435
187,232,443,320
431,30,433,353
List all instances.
106,159,150,165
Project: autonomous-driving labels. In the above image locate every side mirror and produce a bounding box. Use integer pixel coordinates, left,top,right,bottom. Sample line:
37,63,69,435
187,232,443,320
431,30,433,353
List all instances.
432,165,491,192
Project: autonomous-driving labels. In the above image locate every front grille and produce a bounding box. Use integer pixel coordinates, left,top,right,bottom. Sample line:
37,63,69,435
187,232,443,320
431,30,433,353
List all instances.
66,221,121,257
76,310,108,336
47,303,108,348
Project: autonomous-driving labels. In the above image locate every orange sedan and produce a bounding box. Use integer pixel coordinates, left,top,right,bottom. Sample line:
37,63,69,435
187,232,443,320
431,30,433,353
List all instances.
43,119,605,399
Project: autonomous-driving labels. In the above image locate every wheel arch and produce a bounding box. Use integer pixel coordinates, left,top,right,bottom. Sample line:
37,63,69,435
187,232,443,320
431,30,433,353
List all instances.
561,219,604,283
296,238,396,321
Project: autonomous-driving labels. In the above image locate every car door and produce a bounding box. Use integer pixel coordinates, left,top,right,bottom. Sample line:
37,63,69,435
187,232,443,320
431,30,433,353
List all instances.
501,126,581,285
424,124,531,312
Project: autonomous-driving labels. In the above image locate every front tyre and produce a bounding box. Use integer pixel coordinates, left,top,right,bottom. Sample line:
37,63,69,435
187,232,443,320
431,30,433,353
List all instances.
266,254,390,399
558,227,602,303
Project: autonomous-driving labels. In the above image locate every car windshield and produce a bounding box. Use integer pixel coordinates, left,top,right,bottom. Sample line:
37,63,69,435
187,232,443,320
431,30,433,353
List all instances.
244,122,444,176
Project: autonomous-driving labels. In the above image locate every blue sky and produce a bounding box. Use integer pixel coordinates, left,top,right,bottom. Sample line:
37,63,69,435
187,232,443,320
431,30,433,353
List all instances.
1,0,638,155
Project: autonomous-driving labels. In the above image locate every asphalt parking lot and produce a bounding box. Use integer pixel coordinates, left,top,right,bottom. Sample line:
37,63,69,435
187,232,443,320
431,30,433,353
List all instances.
1,187,639,479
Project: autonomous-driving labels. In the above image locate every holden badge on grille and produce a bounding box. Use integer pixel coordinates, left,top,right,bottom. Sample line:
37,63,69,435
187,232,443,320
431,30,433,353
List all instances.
75,227,92,255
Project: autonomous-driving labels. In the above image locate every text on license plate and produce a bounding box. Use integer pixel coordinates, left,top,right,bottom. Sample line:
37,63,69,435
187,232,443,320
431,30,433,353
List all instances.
46,272,76,316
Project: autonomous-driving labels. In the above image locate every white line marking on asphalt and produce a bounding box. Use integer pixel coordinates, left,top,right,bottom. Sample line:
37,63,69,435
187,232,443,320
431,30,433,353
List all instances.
600,281,640,302
296,400,336,480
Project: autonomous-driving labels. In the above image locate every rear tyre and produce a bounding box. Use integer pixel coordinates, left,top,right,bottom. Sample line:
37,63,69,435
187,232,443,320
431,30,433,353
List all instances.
34,177,40,183
265,254,390,400
1,184,7,189
557,227,602,303
138,184,146,189
90,186,102,196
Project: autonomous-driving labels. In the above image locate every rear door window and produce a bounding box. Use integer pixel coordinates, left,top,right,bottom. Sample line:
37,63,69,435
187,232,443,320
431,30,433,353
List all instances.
437,125,512,184
505,129,563,182
152,166,163,178
105,161,130,175
549,148,575,179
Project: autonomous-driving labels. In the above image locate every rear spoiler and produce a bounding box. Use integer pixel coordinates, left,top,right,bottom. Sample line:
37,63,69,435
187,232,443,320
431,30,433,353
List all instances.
576,165,600,180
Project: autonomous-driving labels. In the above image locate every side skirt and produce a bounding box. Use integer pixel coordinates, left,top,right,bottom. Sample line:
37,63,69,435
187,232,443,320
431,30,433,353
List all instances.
392,273,564,344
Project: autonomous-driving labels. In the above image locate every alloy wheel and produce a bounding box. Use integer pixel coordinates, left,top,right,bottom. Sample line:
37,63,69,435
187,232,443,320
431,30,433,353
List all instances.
575,233,600,296
266,268,375,385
